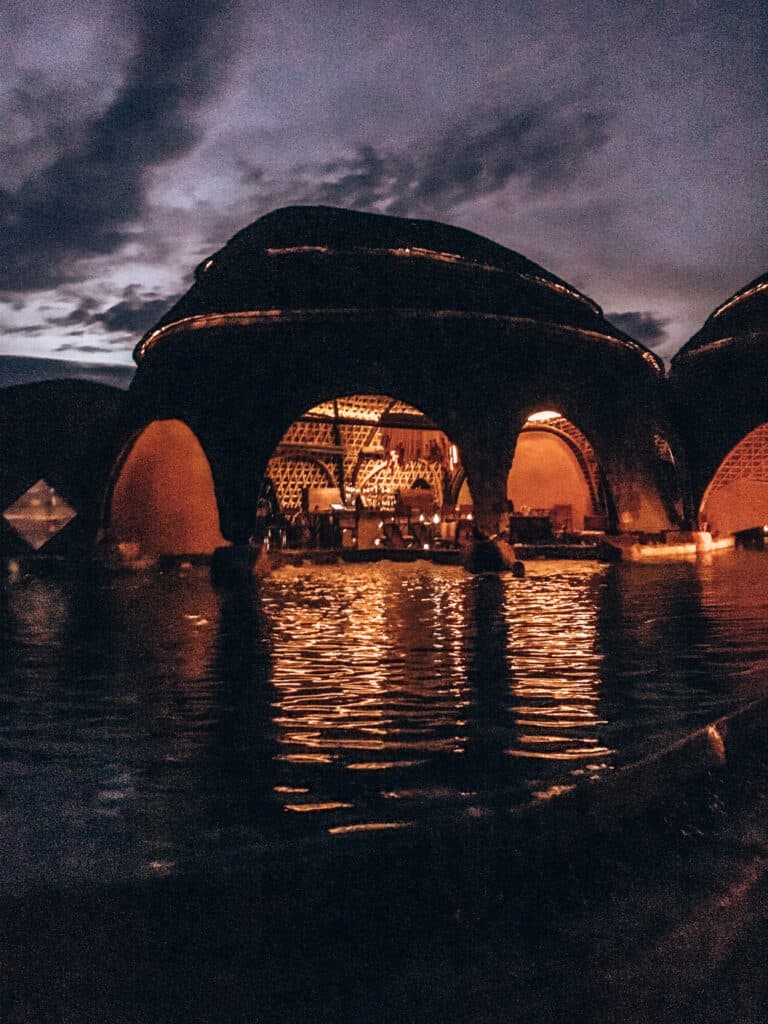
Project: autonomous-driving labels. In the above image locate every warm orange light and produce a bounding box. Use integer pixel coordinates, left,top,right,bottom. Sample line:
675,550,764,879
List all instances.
526,410,561,422
328,821,412,835
713,280,768,319
284,801,354,813
265,245,329,255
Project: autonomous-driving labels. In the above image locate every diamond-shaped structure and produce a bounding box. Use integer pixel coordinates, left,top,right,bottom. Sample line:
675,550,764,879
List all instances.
2,480,77,551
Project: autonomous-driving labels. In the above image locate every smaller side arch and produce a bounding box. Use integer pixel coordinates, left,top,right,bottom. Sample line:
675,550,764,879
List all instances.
104,419,227,556
505,411,614,532
699,423,768,536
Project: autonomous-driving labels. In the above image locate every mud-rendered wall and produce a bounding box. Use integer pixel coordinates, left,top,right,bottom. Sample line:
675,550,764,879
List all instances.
107,419,227,556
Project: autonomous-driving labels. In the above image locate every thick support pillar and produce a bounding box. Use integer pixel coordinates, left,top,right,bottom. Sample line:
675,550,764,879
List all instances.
193,422,270,546
603,443,677,533
460,439,515,538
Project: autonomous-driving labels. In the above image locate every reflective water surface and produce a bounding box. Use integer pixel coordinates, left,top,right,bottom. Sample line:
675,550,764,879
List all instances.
2,553,768,892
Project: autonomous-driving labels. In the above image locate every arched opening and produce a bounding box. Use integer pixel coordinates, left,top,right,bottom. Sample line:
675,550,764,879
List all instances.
106,419,226,556
507,411,611,538
264,394,473,551
700,423,768,536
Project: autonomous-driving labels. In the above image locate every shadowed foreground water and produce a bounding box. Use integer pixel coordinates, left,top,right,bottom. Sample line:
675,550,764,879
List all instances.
1,552,768,894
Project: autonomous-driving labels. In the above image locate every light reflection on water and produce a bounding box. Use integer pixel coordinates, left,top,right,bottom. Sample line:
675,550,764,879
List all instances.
1,553,768,891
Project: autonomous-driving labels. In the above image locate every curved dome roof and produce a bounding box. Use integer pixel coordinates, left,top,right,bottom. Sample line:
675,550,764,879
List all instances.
208,205,591,288
135,205,661,370
673,271,768,363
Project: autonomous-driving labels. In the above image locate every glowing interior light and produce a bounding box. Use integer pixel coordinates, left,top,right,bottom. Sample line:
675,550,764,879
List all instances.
432,513,440,525
466,512,474,521
526,410,561,422
265,245,329,255
713,280,768,319
422,543,430,550
449,444,458,466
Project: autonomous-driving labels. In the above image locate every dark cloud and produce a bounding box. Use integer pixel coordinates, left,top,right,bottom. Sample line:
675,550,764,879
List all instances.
53,343,117,354
89,293,179,335
1,73,90,192
606,311,670,344
46,297,100,327
0,321,47,337
256,100,610,217
47,285,180,337
238,162,265,186
392,103,610,214
0,0,236,292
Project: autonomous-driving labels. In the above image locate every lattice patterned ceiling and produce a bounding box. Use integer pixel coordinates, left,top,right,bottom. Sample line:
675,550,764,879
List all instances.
267,398,610,517
267,394,449,514
707,423,768,494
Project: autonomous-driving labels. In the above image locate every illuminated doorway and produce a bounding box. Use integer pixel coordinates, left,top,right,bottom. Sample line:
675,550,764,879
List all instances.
266,395,471,549
507,411,610,534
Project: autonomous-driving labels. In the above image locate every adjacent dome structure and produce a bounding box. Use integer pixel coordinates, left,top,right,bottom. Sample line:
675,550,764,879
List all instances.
673,273,768,362
671,273,768,535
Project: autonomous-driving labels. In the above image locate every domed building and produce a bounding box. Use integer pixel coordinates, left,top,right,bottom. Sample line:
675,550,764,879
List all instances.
120,205,678,552
671,273,768,536
2,205,741,562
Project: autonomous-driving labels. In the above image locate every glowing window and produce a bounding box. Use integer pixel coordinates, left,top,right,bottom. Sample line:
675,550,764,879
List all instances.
3,480,77,550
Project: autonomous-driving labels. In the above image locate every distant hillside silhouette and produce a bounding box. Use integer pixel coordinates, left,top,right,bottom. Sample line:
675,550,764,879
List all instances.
0,355,133,391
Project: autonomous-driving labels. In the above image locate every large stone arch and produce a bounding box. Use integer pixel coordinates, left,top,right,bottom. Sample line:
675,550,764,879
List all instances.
502,378,677,535
264,391,469,520
105,418,227,556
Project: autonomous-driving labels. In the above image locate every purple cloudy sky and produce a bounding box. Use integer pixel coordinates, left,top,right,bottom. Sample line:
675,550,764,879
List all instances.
1,0,766,367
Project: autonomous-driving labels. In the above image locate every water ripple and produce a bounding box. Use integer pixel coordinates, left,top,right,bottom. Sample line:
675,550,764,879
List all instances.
2,553,768,891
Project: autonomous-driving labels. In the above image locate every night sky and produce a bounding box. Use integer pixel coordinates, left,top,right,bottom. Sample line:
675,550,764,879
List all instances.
1,0,766,370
